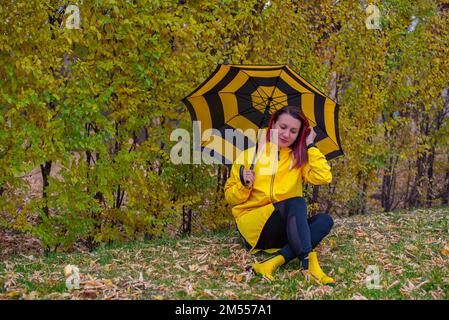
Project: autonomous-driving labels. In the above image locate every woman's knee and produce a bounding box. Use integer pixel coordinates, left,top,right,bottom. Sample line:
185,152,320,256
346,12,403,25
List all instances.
316,213,334,231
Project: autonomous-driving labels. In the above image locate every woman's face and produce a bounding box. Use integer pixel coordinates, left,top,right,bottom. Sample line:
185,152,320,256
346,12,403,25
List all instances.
272,113,302,148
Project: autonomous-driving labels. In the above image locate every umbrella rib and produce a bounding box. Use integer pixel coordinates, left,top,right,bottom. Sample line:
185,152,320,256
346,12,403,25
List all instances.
225,106,264,124
223,104,275,131
267,69,284,112
189,91,315,125
267,92,312,109
233,93,272,111
187,91,269,102
267,96,295,109
187,92,265,111
186,92,275,123
239,70,269,105
188,92,277,114
267,94,318,127
189,91,338,146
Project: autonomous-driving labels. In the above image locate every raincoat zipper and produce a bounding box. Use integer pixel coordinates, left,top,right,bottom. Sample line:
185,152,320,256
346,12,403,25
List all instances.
270,149,280,203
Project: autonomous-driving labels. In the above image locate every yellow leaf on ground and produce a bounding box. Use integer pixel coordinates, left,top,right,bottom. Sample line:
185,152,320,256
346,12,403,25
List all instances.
440,245,449,256
5,290,22,299
235,274,245,283
103,279,114,286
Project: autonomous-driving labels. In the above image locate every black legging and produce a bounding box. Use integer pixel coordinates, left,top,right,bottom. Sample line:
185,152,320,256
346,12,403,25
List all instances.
254,197,333,267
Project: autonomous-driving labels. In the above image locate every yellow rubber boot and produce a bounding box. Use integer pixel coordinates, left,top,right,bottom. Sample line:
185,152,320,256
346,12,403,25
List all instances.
251,255,285,281
305,251,336,286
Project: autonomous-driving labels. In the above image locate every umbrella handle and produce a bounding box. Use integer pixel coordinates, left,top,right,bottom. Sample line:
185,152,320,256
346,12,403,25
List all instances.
239,165,249,186
239,164,256,186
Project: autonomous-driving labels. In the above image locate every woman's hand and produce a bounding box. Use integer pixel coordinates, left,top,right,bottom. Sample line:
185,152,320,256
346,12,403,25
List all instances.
243,170,255,188
305,127,316,146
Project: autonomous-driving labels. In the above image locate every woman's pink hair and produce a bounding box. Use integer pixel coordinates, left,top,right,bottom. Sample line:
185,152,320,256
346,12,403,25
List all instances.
265,105,310,169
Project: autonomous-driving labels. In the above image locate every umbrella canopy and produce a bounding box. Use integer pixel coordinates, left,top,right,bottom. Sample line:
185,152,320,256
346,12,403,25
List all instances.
182,64,343,166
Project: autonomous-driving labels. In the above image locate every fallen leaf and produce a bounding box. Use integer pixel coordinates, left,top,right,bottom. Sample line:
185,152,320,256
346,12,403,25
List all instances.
189,264,199,272
387,280,400,290
352,293,368,300
184,283,195,296
223,290,238,299
200,289,215,298
235,274,245,283
82,280,105,289
5,290,22,299
415,280,430,289
103,279,114,287
81,290,98,299
24,291,40,300
47,292,65,300
355,230,366,237
145,267,154,275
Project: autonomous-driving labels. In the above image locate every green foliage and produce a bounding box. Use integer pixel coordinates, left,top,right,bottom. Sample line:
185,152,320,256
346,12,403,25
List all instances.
0,1,448,253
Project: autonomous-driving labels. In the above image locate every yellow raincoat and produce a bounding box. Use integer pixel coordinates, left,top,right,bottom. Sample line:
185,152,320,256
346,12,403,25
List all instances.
224,141,332,253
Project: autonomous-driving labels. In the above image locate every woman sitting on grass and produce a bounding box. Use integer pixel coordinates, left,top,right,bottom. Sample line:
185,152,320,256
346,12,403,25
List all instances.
224,105,335,285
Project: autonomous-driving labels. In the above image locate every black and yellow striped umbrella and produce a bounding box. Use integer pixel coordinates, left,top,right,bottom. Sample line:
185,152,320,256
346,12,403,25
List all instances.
182,64,344,165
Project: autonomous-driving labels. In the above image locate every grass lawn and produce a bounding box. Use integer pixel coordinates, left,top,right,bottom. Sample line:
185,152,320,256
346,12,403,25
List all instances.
1,206,448,300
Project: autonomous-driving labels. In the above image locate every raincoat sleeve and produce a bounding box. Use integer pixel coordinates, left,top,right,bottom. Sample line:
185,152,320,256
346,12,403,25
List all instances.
224,151,252,206
301,147,332,185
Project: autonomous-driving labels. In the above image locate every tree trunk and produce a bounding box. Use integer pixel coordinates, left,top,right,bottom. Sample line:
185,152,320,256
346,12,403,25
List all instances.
115,184,125,209
86,148,105,205
442,154,449,205
381,164,392,212
403,159,412,209
411,154,425,208
360,180,368,214
311,185,320,215
85,140,102,251
425,146,436,207
325,182,336,216
381,155,398,212
181,205,192,236
214,165,229,210
40,161,52,216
